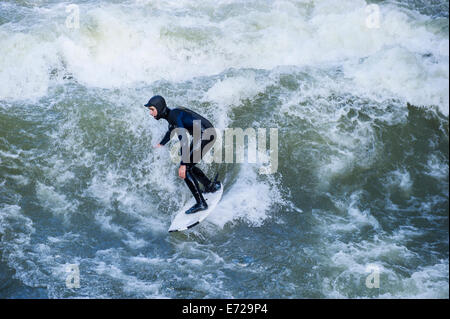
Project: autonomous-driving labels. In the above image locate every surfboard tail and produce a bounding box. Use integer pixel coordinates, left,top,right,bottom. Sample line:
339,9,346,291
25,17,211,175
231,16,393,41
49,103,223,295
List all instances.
168,183,223,232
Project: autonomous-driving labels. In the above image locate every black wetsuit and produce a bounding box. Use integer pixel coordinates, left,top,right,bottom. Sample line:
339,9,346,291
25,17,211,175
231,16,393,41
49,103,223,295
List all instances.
145,95,220,213
159,107,217,167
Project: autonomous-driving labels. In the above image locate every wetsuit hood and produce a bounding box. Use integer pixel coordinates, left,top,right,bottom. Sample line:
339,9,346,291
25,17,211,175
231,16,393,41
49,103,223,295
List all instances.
144,95,170,120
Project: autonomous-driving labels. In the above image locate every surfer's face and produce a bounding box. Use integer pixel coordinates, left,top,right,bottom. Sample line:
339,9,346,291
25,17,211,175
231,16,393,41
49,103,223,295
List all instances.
149,106,157,118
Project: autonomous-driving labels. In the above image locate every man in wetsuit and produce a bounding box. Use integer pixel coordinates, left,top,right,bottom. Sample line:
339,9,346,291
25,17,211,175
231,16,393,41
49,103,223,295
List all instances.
145,95,221,214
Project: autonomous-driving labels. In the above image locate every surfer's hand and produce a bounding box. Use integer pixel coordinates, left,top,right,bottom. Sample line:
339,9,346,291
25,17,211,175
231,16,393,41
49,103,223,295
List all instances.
178,165,186,179
154,144,162,148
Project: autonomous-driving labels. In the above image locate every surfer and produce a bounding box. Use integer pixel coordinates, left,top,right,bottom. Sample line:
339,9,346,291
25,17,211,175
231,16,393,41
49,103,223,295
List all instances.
145,95,221,214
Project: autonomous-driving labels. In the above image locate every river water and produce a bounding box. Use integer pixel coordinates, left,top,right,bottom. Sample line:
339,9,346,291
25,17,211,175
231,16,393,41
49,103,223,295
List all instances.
0,0,448,298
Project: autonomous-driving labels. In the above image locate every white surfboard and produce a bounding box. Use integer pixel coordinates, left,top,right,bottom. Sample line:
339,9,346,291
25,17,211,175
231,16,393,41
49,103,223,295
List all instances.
168,183,223,232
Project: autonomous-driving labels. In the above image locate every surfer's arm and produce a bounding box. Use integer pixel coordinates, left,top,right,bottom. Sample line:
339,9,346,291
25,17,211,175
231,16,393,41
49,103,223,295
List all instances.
159,124,174,146
174,115,191,166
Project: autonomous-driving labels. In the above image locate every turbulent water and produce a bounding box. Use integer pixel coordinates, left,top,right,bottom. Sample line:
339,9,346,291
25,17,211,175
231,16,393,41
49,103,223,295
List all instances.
0,0,448,298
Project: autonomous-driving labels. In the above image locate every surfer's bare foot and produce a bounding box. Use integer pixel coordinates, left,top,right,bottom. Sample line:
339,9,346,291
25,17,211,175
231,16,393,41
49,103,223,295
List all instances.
185,202,208,214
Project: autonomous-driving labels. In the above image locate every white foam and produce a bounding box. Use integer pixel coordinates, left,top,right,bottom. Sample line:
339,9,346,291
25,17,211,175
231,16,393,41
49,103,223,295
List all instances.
202,73,268,129
317,190,449,298
94,256,165,298
0,32,55,101
385,168,413,193
206,164,284,229
5,174,30,186
345,46,449,115
0,204,38,289
36,182,78,221
378,261,449,298
426,154,449,180
402,261,449,298
0,0,447,114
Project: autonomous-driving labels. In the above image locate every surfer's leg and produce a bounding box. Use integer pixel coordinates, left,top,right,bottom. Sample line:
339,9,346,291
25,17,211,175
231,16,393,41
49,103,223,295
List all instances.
191,166,211,187
191,165,221,193
186,131,212,186
192,132,221,193
184,167,208,214
189,127,216,166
